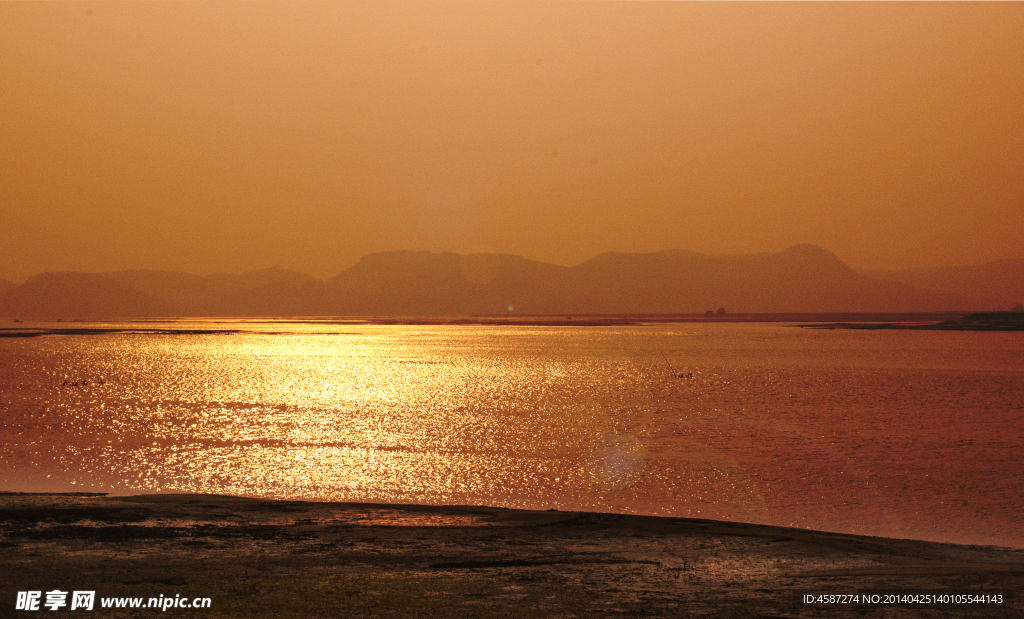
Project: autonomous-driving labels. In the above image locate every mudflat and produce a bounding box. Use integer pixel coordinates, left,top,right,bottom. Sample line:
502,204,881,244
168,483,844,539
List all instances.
2,493,1021,618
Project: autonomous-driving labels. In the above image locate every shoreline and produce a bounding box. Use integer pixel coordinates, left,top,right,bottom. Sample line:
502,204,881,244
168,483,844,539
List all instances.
3,492,1022,617
799,311,1024,331
0,312,977,336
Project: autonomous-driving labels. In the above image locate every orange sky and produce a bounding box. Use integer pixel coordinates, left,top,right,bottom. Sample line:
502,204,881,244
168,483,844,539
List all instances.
1,1,1022,281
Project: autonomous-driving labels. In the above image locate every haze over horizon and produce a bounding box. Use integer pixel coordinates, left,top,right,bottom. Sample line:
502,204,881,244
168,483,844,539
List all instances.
3,2,1023,282
3,243,1021,318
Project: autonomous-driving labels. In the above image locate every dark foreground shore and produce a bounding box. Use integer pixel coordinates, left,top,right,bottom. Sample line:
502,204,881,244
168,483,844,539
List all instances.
2,493,1021,618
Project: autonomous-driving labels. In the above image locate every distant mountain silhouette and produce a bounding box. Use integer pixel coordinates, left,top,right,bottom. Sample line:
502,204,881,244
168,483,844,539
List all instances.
0,272,175,320
0,246,973,319
557,244,961,314
321,244,959,315
863,259,1024,312
105,267,323,316
323,251,569,315
0,278,14,297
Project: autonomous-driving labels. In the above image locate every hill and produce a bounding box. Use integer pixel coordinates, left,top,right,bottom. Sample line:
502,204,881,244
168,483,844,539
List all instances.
105,267,325,316
560,244,962,314
324,251,570,316
0,272,175,320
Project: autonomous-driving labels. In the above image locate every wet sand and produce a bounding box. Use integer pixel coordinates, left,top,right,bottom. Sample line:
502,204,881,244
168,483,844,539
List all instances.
2,493,1021,617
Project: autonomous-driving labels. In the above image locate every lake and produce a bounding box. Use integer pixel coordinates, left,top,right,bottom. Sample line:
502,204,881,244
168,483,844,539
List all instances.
2,321,1022,547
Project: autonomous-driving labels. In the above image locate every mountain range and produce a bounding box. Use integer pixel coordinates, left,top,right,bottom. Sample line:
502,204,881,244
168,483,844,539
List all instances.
0,245,1018,319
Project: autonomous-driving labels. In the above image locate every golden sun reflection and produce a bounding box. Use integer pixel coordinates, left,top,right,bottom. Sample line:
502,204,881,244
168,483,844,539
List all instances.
2,322,1023,547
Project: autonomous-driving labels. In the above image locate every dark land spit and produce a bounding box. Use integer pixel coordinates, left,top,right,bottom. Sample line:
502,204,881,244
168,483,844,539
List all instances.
800,312,1024,332
2,493,1021,618
0,327,248,339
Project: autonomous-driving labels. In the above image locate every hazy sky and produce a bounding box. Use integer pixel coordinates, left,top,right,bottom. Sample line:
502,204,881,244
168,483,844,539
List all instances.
2,1,1022,281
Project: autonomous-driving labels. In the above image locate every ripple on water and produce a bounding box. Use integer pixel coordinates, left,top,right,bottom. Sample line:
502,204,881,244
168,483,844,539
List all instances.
1,322,1022,547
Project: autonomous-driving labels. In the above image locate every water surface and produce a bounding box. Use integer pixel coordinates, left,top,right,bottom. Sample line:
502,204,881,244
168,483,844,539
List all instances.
2,321,1022,547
